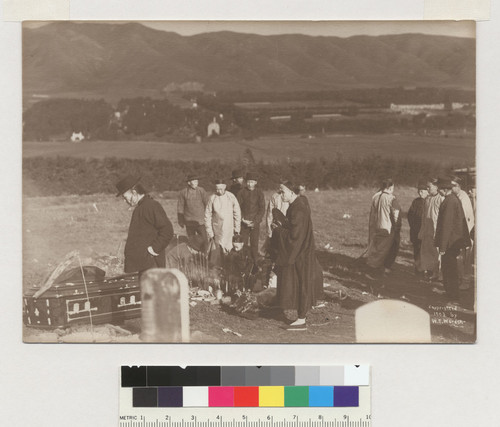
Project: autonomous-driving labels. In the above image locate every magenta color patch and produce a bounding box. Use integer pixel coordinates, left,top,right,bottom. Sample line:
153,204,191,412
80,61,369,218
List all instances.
209,387,234,407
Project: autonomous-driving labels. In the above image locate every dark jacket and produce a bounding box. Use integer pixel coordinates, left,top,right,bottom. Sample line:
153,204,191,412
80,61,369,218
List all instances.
124,195,174,273
407,197,425,243
228,182,243,196
236,187,265,224
434,193,471,252
177,186,208,226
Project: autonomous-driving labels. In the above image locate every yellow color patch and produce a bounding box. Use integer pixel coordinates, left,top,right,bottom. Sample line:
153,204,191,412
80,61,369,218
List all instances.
259,386,284,407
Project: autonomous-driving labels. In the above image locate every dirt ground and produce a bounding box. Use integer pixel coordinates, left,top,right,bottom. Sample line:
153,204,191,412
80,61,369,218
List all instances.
22,188,476,343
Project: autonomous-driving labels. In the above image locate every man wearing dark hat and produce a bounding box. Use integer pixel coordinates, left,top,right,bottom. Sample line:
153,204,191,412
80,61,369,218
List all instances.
177,174,209,244
115,175,174,274
275,181,323,330
434,177,471,303
229,169,244,195
407,180,428,274
236,172,266,267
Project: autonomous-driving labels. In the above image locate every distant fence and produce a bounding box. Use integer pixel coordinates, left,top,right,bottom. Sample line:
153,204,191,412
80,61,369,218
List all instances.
23,155,460,197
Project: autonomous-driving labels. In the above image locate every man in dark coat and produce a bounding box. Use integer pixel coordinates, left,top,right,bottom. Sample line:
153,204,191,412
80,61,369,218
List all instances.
434,177,471,303
275,181,323,331
116,175,174,275
228,169,244,195
236,172,266,267
177,173,209,245
407,181,428,274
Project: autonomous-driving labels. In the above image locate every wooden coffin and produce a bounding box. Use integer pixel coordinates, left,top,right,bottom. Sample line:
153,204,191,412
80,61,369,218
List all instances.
23,274,141,328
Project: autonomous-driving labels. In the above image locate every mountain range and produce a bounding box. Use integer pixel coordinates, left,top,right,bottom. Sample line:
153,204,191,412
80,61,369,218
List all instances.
23,22,475,96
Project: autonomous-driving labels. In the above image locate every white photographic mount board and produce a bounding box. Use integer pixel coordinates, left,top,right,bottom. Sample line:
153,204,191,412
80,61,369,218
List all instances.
1,1,498,426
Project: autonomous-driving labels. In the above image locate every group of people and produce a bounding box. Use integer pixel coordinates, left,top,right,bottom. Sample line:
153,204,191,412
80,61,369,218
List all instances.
115,171,322,330
114,170,476,333
367,175,475,304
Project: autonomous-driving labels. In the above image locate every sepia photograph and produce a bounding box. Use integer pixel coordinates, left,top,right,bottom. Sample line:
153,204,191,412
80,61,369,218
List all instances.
22,20,476,343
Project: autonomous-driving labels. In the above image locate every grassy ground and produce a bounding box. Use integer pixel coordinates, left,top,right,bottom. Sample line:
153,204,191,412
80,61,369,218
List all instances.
23,133,475,165
23,188,476,343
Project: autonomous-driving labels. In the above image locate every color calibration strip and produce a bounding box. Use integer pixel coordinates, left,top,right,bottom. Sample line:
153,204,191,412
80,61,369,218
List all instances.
121,366,369,408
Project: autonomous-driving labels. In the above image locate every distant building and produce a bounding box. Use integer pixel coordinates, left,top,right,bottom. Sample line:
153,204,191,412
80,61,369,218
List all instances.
390,103,445,115
451,102,473,110
70,132,85,142
270,115,291,121
207,118,220,137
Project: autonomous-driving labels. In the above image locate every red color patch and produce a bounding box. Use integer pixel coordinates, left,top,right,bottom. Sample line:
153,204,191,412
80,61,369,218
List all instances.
234,387,259,407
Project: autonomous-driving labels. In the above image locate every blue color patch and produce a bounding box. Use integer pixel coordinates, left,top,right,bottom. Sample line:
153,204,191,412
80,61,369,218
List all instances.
333,386,359,407
308,386,334,407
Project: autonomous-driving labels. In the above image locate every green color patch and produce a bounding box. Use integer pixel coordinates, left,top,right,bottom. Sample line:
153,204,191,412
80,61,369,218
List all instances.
284,386,309,407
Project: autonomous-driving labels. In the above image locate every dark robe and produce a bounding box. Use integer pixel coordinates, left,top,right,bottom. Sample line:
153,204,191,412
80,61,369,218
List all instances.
124,195,174,273
237,187,266,264
274,196,323,318
407,196,425,268
407,197,425,244
435,194,471,253
434,194,471,299
228,182,243,196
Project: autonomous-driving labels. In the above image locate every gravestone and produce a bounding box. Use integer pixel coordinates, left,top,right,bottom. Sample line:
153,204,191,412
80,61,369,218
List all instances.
140,268,190,342
355,299,431,343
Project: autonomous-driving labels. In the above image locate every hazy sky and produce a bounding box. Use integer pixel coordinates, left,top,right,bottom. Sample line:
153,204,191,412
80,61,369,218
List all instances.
25,20,475,38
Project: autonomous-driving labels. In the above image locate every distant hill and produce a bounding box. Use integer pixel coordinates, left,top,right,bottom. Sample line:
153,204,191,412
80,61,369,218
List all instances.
23,22,475,96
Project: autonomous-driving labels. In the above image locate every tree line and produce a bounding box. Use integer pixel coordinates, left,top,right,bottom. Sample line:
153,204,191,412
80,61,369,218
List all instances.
23,90,475,142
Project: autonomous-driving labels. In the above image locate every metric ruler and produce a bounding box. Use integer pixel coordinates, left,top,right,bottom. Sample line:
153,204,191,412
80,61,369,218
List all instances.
118,406,372,427
119,366,371,427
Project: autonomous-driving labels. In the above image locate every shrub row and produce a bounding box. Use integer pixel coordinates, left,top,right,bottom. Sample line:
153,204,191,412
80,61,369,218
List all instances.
23,155,460,197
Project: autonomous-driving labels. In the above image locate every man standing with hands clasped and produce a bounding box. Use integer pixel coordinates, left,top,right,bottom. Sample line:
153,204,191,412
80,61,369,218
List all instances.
115,175,174,276
237,172,266,269
205,179,241,255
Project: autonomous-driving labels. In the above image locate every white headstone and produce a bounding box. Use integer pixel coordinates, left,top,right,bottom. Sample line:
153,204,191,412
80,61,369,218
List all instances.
355,299,431,343
140,268,190,342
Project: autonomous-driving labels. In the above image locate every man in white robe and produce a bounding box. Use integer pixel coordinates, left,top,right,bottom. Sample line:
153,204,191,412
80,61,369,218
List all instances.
366,179,401,274
205,180,241,254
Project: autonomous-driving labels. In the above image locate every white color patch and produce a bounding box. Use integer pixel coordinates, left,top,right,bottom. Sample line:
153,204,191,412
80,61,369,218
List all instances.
182,386,208,407
344,365,370,386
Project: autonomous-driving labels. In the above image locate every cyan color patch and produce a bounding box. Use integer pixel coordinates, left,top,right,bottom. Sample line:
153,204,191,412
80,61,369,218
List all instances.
308,386,334,407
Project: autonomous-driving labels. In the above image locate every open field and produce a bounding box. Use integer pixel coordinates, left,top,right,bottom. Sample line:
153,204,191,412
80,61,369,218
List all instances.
23,188,476,343
23,133,475,165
